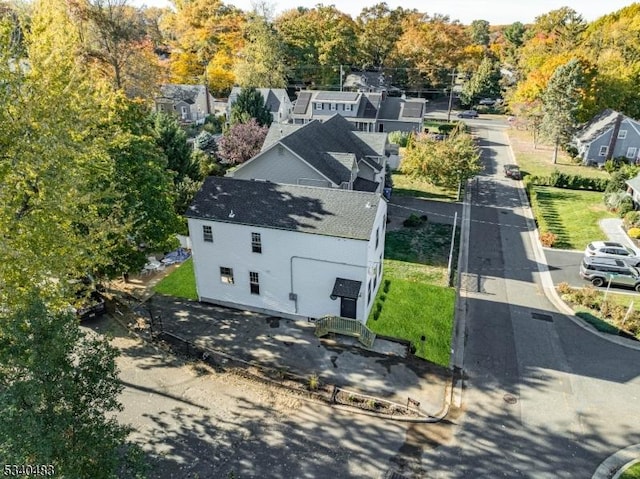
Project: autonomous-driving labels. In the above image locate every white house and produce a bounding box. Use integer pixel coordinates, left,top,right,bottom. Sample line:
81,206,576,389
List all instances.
186,177,387,323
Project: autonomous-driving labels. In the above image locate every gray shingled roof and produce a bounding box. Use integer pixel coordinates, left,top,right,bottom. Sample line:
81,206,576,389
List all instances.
159,84,204,103
187,177,381,240
262,124,302,150
574,109,622,143
378,97,425,122
276,115,385,185
353,177,379,192
229,87,289,114
331,278,362,299
626,175,640,193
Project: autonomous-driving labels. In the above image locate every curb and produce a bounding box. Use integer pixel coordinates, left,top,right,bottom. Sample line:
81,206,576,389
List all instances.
506,142,640,351
592,444,640,479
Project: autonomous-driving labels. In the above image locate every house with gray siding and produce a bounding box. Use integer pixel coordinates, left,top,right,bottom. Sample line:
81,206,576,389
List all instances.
227,87,293,124
155,84,216,125
226,114,388,193
573,109,640,166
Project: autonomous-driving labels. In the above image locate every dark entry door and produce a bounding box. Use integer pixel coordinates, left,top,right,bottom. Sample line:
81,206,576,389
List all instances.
340,297,357,319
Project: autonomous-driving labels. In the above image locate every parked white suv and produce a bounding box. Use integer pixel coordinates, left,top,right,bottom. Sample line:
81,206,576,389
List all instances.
584,241,640,267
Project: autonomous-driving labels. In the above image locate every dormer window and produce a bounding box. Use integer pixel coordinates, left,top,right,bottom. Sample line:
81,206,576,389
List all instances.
314,103,323,110
330,103,337,111
345,104,352,111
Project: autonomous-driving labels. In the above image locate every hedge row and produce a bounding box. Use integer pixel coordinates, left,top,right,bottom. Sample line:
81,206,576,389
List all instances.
526,170,609,191
524,180,551,234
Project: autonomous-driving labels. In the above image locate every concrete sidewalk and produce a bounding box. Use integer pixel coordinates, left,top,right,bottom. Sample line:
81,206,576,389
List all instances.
599,218,638,250
147,295,450,419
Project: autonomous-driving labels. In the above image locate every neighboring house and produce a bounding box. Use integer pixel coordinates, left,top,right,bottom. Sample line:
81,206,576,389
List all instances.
342,70,400,94
573,109,640,166
155,84,216,125
290,90,425,133
377,96,427,133
226,114,388,193
626,174,640,208
186,176,387,323
291,90,383,132
227,87,293,124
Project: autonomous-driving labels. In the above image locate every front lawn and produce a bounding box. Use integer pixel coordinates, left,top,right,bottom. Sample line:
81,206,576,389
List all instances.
391,171,458,202
507,128,609,180
530,186,615,249
366,221,457,366
153,258,198,300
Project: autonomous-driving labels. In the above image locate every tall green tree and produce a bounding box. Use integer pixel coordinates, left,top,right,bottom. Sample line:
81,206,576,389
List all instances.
233,13,288,88
354,3,407,68
0,297,143,478
153,112,198,183
460,56,502,106
400,128,482,189
230,86,272,126
469,19,490,46
540,58,587,163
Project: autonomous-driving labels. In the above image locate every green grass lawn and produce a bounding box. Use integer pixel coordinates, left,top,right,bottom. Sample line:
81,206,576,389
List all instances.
621,462,640,479
507,128,609,180
391,171,458,202
531,186,615,249
366,221,457,366
153,258,198,300
367,278,454,366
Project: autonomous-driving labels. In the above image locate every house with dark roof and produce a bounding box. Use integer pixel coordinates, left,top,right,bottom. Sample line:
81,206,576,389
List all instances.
377,96,427,133
155,84,216,125
573,109,640,165
186,176,387,322
227,87,293,124
226,114,388,194
290,90,425,133
291,90,383,132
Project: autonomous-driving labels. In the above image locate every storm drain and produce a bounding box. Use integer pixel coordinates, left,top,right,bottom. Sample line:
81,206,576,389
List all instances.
531,312,553,322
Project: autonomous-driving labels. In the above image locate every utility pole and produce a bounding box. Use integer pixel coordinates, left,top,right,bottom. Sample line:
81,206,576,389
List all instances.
339,65,344,92
447,68,456,122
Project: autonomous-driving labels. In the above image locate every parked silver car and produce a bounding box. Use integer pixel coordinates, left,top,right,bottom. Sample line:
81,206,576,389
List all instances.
584,241,640,267
580,256,640,291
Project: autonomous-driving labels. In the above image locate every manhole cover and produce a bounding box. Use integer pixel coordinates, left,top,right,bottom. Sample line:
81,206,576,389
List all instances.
504,393,518,404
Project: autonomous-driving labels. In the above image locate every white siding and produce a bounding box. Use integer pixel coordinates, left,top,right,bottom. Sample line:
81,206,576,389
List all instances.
188,207,386,322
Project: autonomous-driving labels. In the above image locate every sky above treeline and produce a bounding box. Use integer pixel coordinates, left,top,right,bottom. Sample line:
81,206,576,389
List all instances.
131,0,636,25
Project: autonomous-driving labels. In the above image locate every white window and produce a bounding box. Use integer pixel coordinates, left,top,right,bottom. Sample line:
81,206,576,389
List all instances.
314,103,323,110
330,103,337,111
203,225,213,243
599,145,609,156
251,232,262,253
249,271,260,295
627,147,637,159
181,106,188,119
618,130,628,139
220,267,234,284
345,104,352,111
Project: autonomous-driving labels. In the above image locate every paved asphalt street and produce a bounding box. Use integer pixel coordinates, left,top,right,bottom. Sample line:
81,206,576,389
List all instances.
418,118,640,478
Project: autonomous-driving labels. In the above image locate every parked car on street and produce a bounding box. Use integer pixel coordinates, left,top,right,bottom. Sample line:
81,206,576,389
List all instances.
457,110,478,119
579,256,640,291
479,98,496,106
584,241,640,267
504,164,521,180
